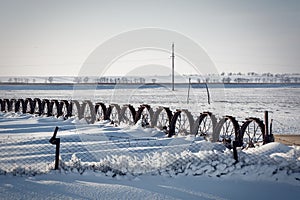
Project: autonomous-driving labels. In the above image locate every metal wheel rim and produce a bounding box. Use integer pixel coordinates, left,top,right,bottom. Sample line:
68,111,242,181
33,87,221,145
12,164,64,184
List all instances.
52,104,58,116
141,109,151,127
18,102,23,113
96,107,104,121
34,102,39,114
243,121,264,148
219,119,236,142
72,103,79,117
61,103,68,117
110,107,119,124
83,105,92,122
175,112,190,136
26,102,31,113
43,103,48,115
10,101,16,112
198,115,214,140
122,107,134,125
156,109,169,130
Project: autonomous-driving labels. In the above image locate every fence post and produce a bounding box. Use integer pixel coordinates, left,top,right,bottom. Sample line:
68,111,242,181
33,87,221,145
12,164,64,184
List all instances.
232,141,239,163
264,111,269,144
269,119,274,142
49,126,60,170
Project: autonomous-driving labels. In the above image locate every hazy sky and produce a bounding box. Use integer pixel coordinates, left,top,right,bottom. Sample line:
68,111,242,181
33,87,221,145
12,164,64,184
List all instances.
0,0,299,76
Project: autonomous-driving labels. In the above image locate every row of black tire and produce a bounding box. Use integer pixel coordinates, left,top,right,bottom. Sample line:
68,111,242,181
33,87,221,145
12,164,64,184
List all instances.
0,98,268,148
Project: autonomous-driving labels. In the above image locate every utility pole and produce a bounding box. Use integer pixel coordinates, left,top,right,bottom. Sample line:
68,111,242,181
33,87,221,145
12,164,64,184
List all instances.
171,43,175,91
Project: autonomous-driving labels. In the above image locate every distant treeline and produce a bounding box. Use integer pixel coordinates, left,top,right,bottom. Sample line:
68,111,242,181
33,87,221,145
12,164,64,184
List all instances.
0,72,299,84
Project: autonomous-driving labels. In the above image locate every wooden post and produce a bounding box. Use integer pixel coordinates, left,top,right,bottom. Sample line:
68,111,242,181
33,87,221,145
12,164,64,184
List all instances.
54,138,60,170
232,141,239,163
171,43,175,91
205,82,210,104
187,77,191,104
264,111,269,144
49,126,60,170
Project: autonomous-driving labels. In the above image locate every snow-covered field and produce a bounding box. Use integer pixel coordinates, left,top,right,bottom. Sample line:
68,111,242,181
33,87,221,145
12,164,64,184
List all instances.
1,83,299,134
1,84,300,199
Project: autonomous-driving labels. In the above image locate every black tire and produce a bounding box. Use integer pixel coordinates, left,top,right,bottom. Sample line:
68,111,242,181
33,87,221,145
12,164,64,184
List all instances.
169,109,194,137
49,100,59,117
24,98,34,114
135,104,154,127
41,99,50,116
106,104,121,125
152,107,173,133
95,102,107,121
240,118,265,148
33,98,42,115
80,100,96,124
214,116,240,147
192,112,217,141
120,104,136,125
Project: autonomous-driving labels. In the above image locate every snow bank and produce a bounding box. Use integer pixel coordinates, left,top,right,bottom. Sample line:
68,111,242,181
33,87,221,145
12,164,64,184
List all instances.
0,112,300,187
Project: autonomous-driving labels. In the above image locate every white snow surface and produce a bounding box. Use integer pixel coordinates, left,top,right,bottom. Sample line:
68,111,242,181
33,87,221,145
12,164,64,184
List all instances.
0,112,300,199
1,173,300,200
1,83,300,199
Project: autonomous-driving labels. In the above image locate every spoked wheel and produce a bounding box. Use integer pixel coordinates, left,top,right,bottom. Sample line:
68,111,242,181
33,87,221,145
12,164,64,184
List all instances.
169,109,194,137
59,100,70,119
70,100,81,118
240,118,265,149
49,100,59,117
33,98,42,115
106,104,121,125
120,104,136,125
16,99,25,114
42,99,50,116
95,102,107,121
24,98,34,114
0,99,3,112
135,104,154,127
152,107,173,133
193,112,217,141
8,99,16,112
214,116,240,147
2,99,10,112
81,100,96,124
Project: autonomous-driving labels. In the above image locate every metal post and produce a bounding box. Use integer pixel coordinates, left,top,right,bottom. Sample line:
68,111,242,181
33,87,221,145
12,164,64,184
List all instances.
54,138,60,170
205,82,210,104
232,141,239,163
49,126,60,170
269,119,274,142
264,111,269,144
171,43,175,91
